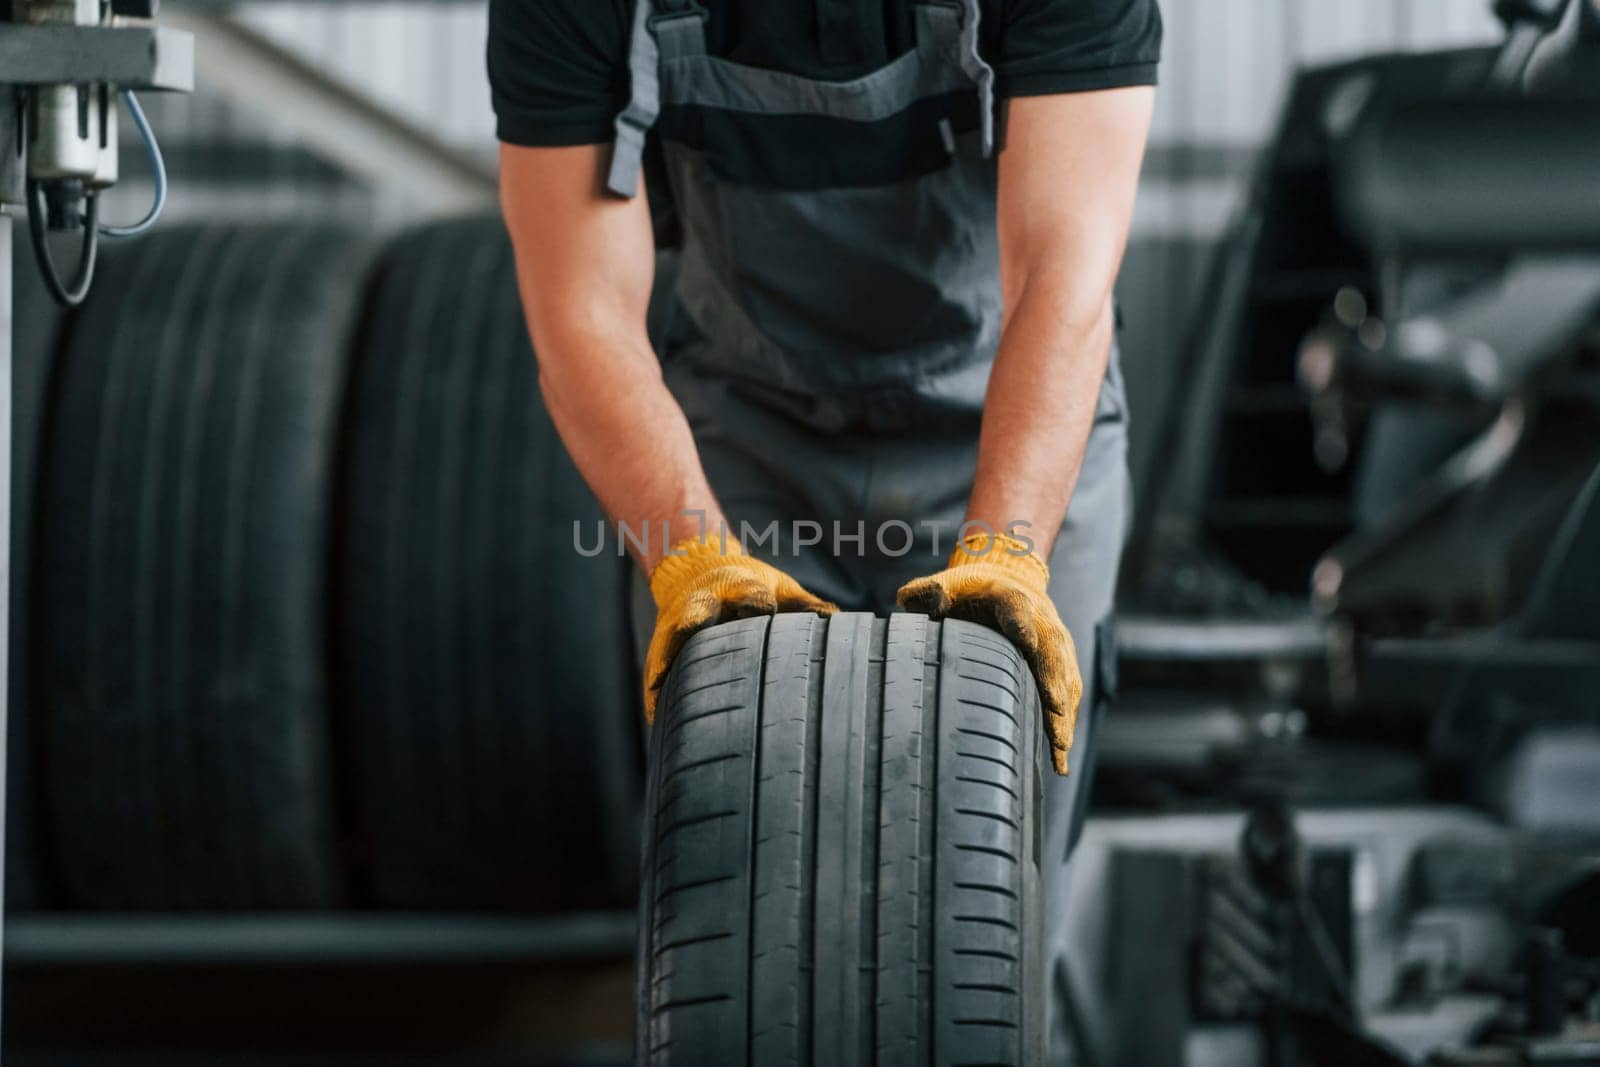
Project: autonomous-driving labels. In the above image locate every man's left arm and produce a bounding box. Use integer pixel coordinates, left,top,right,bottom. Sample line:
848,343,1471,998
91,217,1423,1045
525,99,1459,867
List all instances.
898,88,1152,774
970,87,1153,552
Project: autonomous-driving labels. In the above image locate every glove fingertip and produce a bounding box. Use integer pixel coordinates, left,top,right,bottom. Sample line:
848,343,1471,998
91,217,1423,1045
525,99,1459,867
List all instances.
1041,698,1077,769
1043,670,1082,721
993,588,1039,643
774,591,839,617
724,598,777,621
680,588,723,629
898,581,950,618
709,571,773,618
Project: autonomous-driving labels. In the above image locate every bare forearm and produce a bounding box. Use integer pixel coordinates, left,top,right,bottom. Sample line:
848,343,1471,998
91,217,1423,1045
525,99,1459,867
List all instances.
965,289,1113,556
969,88,1151,560
536,325,725,572
499,142,723,574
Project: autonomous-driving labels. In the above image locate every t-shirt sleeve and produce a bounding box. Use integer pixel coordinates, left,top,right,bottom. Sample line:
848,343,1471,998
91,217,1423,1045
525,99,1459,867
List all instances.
992,0,1162,99
487,0,631,146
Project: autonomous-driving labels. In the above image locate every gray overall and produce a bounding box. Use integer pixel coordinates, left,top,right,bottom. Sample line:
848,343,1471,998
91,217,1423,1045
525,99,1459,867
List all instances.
612,2,1131,1060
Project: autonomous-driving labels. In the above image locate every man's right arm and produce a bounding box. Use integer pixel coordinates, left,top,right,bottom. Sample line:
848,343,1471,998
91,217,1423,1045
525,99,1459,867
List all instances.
502,142,835,718
499,142,726,573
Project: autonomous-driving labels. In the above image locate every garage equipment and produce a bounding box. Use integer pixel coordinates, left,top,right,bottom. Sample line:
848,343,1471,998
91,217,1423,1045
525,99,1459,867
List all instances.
3,1,192,307
1125,0,1600,712
1097,7,1600,1061
641,612,1047,1065
1062,808,1600,1067
1307,84,1600,689
1,0,192,1029
1522,0,1600,89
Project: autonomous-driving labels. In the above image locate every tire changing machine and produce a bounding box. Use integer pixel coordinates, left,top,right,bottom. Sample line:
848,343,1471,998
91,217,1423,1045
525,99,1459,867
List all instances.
0,0,193,1047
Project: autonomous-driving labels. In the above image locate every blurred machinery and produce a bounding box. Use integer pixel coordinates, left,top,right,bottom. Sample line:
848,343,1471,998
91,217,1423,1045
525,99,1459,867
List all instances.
1,0,192,1042
2,0,192,304
1090,2,1600,1064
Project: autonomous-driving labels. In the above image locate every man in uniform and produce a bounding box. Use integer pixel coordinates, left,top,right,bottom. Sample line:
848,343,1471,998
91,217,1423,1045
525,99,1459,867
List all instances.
491,0,1158,1057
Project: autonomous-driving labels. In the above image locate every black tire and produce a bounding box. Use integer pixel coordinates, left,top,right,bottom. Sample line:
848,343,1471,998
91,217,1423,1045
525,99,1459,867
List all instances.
332,216,640,910
34,224,373,909
638,612,1047,1066
8,234,70,910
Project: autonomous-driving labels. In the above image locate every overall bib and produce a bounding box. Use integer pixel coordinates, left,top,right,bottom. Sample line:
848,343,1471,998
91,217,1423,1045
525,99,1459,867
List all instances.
611,2,1130,1059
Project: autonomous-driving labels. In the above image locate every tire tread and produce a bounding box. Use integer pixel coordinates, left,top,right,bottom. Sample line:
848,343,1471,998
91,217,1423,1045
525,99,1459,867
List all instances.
641,614,1044,1065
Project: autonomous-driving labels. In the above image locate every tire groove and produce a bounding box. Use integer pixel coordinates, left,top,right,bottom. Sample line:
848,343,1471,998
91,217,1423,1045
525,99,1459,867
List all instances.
954,844,1019,863
956,808,1020,830
659,750,741,790
659,873,738,897
960,652,1024,675
799,616,823,1064
661,931,735,953
955,948,1017,962
957,750,1018,775
954,672,1022,699
663,702,745,739
811,613,875,1063
435,239,497,818
658,809,740,838
861,617,886,1060
955,727,1020,755
956,698,1021,726
922,617,941,1060
651,993,733,1016
165,230,241,901
744,614,773,1067
221,228,310,898
873,613,933,1066
955,776,1019,800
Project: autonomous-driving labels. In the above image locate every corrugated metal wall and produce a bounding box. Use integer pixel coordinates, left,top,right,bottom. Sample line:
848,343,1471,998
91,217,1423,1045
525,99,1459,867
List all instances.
110,0,1506,483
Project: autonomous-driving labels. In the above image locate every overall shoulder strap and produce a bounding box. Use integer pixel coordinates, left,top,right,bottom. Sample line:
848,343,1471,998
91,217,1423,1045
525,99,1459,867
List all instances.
914,0,995,158
957,0,995,157
940,0,992,157
607,0,709,197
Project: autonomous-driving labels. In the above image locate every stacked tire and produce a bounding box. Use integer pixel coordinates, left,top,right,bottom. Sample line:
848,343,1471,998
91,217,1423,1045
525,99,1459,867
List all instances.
332,217,640,910
9,232,69,911
33,224,373,908
640,612,1048,1065
19,216,644,913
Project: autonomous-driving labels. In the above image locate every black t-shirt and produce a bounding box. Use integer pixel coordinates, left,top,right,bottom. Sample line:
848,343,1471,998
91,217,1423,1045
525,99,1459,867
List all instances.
489,0,1162,150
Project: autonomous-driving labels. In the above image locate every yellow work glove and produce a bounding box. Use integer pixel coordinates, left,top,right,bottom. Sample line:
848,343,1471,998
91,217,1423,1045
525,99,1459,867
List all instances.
644,537,837,722
897,531,1082,775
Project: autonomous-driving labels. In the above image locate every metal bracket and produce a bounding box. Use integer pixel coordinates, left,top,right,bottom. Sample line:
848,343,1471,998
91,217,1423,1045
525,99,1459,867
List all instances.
1,91,21,206
0,24,194,91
